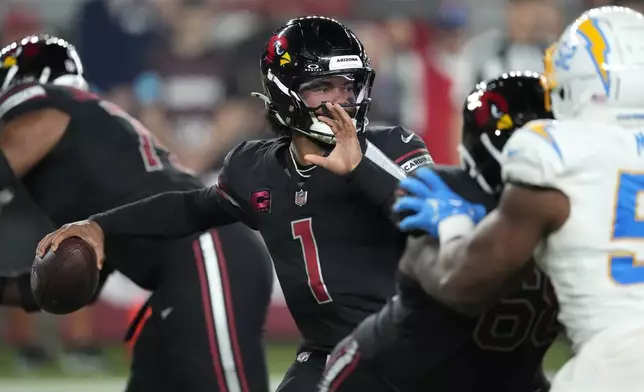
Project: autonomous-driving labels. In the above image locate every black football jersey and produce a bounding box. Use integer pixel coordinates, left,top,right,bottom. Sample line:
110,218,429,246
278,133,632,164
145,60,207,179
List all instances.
387,165,561,390
0,83,205,287
219,126,431,350
0,83,202,223
91,123,433,351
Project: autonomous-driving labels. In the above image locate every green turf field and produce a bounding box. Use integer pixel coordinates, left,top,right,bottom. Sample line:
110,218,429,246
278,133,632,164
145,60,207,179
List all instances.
0,341,299,379
0,337,572,390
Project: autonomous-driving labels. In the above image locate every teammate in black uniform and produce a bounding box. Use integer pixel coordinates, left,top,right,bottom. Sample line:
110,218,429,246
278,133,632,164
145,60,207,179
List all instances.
37,17,433,390
0,36,273,392
319,73,561,392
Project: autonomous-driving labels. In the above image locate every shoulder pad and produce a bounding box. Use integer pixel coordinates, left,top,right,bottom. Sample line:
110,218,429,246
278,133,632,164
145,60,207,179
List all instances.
501,120,566,188
223,138,281,174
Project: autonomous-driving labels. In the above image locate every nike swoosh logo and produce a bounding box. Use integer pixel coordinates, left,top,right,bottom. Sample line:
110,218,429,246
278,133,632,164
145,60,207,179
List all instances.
401,133,414,143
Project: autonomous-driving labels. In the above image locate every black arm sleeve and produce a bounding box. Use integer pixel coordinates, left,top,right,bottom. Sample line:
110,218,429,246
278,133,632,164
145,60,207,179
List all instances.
346,157,399,212
351,126,434,213
90,186,238,239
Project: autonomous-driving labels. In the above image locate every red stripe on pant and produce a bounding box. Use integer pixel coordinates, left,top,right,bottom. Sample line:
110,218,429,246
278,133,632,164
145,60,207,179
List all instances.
210,229,250,392
193,238,229,392
330,351,361,391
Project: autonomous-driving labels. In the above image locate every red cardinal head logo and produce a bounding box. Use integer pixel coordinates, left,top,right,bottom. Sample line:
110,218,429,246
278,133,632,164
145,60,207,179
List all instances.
23,43,40,58
266,35,289,64
474,91,513,130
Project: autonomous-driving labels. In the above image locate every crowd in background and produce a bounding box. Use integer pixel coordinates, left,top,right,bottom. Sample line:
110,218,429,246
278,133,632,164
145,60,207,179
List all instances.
0,0,642,376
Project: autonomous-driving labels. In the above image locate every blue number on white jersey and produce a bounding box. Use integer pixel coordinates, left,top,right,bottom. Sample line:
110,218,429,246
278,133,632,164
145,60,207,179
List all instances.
611,172,644,284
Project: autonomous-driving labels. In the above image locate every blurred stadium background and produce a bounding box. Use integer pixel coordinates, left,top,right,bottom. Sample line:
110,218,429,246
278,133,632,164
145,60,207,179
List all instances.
0,0,639,390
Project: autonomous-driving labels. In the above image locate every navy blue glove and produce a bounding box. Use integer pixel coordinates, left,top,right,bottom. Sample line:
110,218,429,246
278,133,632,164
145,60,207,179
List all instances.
393,167,486,237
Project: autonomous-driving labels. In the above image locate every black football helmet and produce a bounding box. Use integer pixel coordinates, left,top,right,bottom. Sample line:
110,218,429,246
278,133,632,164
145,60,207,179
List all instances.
253,16,375,144
0,35,87,93
460,71,553,194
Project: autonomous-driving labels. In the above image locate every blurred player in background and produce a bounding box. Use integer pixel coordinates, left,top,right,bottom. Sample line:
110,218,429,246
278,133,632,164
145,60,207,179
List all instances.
0,35,273,392
37,16,434,391
392,6,644,392
321,73,559,392
1,6,106,374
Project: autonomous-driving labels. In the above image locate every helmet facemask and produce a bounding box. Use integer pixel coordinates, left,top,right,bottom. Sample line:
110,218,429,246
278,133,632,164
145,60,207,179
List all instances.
255,68,374,144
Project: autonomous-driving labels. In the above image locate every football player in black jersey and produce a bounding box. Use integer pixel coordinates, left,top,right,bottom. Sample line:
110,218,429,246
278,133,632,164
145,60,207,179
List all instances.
0,36,274,392
36,17,433,391
319,73,561,392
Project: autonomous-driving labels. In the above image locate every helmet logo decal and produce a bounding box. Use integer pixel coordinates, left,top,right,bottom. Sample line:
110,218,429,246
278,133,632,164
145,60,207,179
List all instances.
266,34,291,67
542,44,558,111
474,91,511,130
23,43,40,58
576,17,610,95
328,55,363,70
2,56,16,68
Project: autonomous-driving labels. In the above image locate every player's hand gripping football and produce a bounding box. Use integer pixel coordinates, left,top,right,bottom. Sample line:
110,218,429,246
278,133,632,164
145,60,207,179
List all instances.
37,220,105,270
305,102,363,175
393,167,486,237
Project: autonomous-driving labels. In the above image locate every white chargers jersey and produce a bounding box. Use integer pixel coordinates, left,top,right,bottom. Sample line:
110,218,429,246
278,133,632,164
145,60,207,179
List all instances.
501,118,644,352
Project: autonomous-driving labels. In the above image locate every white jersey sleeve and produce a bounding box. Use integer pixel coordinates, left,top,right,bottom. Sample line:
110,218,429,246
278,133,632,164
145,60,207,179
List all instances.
501,119,568,189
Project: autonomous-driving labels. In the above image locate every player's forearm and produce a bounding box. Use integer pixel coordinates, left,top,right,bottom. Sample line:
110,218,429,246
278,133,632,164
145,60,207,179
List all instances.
398,227,494,316
347,157,399,212
425,236,501,314
90,187,236,239
400,236,463,311
431,224,532,314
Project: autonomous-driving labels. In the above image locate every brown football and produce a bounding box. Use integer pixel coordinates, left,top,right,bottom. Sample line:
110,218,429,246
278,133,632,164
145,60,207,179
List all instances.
31,236,99,314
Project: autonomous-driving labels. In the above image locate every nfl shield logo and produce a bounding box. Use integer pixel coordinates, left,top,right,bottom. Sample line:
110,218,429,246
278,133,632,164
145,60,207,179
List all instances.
296,351,311,363
294,189,308,207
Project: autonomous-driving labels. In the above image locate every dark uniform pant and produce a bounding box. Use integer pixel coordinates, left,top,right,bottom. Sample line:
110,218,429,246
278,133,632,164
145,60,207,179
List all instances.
125,224,273,392
318,300,552,392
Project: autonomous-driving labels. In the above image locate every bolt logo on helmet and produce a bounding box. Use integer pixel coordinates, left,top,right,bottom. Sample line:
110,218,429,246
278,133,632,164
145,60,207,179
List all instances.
460,72,553,194
543,6,644,120
576,17,611,94
252,16,375,144
0,35,87,93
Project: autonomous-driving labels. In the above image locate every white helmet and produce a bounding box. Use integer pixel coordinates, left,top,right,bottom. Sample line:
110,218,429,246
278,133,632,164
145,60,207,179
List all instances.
543,6,644,120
